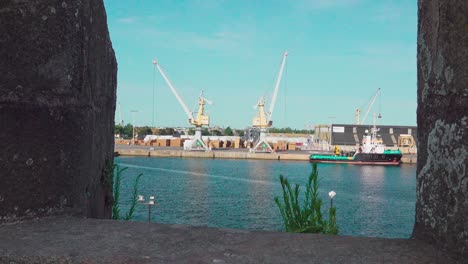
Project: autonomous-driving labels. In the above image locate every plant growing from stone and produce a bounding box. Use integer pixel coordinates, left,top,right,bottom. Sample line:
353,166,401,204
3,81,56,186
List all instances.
123,171,143,220
112,164,143,220
274,163,338,234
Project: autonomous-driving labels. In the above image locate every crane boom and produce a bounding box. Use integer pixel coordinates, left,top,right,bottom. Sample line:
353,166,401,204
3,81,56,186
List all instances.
153,60,193,121
268,51,288,121
360,88,381,125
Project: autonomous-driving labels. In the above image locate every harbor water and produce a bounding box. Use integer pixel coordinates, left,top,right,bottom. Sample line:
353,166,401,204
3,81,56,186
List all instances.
114,157,416,238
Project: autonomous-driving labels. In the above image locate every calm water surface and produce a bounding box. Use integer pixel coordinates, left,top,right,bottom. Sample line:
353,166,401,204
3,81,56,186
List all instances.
115,157,416,238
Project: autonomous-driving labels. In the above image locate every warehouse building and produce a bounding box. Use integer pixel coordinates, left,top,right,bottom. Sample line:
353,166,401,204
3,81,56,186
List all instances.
316,124,417,148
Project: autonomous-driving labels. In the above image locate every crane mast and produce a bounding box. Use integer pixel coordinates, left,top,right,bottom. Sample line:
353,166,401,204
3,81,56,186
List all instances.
355,108,361,125
251,51,288,153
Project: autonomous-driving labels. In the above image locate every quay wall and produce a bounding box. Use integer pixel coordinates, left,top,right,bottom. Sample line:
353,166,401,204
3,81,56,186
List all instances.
115,148,417,164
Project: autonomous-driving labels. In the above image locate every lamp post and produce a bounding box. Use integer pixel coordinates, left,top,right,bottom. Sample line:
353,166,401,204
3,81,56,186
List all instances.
137,195,157,223
130,110,138,145
328,190,336,208
328,116,336,148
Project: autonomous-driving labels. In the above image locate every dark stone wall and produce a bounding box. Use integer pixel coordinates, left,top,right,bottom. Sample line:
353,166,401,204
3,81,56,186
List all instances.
414,0,467,257
0,0,117,220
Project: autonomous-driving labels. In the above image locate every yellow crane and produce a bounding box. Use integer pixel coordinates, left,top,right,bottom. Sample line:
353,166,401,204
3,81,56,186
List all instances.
153,59,212,151
251,51,288,152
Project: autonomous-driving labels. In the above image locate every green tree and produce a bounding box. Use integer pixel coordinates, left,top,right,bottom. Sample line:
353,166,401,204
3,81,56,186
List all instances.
212,129,223,136
224,126,234,136
157,127,175,135
165,128,175,135
123,124,133,139
235,130,245,137
201,128,210,136
274,163,338,234
188,128,195,135
138,126,153,136
268,127,314,134
115,124,124,135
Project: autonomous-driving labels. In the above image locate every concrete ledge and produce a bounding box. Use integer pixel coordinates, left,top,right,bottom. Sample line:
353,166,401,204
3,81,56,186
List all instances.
117,149,310,161
0,216,458,263
116,148,417,164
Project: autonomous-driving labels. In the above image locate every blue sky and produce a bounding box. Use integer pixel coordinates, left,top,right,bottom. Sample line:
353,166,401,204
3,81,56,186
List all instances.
104,0,417,129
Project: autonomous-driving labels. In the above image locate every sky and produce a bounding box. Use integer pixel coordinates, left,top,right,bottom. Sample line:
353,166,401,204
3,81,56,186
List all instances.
103,0,417,129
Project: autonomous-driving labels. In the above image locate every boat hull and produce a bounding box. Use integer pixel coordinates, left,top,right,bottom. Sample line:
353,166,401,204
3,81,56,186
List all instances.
309,153,402,166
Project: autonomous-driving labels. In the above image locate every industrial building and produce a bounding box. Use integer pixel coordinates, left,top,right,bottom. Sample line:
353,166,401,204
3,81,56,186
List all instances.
316,124,417,148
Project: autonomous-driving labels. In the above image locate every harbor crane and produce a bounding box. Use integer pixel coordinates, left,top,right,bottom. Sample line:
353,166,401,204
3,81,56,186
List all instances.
355,88,381,125
251,51,288,152
153,59,212,151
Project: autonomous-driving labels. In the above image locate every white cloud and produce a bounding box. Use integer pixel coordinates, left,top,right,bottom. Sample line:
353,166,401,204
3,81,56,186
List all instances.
141,28,253,53
371,3,409,23
118,17,138,24
299,0,363,10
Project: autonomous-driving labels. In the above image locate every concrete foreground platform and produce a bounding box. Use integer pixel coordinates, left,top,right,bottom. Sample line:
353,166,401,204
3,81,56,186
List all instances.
0,216,459,263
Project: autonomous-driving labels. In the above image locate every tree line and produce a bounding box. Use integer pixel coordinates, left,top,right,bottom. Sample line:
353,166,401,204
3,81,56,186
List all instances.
115,124,313,139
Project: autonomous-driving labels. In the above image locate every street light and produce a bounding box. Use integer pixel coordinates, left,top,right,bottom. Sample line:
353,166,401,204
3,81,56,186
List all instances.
130,110,138,145
328,116,336,148
138,195,158,223
328,190,336,208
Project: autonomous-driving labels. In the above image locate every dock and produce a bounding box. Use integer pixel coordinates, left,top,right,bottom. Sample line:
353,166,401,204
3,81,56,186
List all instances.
115,146,417,164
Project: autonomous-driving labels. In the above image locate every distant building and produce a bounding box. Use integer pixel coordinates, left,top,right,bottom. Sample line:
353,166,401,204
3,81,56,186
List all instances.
315,124,417,148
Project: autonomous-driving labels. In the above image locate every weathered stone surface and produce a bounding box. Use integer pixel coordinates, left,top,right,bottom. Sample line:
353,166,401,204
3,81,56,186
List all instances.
0,216,461,263
0,0,117,221
414,0,468,258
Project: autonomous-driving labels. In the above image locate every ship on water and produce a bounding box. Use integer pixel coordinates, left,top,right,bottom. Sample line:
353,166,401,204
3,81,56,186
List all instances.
310,114,403,166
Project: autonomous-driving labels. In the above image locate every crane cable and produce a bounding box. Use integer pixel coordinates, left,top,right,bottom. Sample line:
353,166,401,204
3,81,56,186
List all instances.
283,58,288,124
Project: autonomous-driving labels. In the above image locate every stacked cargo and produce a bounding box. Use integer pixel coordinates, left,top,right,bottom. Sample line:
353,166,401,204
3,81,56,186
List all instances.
209,140,224,149
156,139,170,147
276,140,288,151
288,142,297,150
233,138,244,148
272,142,278,150
170,138,186,147
115,139,132,145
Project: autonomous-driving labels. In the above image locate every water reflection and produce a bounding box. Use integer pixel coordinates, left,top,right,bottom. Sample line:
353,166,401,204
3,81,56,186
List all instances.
245,160,276,230
115,157,416,238
358,165,385,187
184,158,209,226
